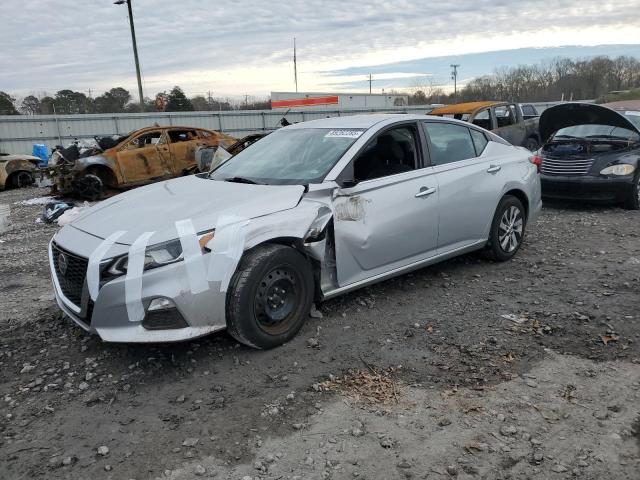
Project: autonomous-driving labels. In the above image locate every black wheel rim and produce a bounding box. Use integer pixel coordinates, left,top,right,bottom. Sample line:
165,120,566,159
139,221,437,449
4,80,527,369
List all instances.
15,172,33,188
76,176,102,200
253,265,300,335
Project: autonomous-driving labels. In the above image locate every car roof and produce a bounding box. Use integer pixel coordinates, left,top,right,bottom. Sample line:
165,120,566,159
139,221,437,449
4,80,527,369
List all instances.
286,113,433,130
429,101,505,116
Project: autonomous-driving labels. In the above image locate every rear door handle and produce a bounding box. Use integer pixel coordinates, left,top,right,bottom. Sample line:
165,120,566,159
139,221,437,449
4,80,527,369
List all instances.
415,186,437,198
487,165,501,173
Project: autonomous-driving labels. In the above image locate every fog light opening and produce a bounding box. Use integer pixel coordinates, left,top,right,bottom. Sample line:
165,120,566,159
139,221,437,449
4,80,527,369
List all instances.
143,298,188,330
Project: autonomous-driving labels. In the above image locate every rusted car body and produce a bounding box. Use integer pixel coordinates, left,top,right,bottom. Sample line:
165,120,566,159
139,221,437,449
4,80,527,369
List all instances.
429,101,541,150
0,153,40,190
51,126,236,199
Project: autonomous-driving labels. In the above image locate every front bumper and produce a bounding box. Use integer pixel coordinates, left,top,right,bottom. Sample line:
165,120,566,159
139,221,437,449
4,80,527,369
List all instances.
540,174,635,203
48,233,228,343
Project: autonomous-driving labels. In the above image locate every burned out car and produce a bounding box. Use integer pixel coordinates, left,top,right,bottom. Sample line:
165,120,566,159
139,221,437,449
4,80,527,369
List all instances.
49,114,541,348
0,153,40,190
537,102,640,209
50,126,236,199
429,101,541,151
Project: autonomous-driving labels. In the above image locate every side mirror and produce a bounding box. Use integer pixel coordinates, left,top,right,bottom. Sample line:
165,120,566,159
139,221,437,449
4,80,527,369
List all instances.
338,179,359,188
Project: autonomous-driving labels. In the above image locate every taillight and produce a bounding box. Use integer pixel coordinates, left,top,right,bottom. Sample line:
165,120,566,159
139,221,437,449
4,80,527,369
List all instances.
529,154,541,173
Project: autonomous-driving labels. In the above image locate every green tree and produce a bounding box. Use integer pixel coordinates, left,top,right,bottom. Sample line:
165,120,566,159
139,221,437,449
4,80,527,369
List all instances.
165,86,193,112
54,89,91,114
0,91,19,115
93,87,132,113
40,96,56,114
190,95,210,111
20,95,41,115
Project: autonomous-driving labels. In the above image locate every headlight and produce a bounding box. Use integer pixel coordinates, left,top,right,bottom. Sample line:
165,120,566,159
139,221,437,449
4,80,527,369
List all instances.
600,164,635,176
106,230,214,276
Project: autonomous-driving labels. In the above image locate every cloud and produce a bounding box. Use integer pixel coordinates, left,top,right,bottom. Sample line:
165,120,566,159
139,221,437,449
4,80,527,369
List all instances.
1,0,639,97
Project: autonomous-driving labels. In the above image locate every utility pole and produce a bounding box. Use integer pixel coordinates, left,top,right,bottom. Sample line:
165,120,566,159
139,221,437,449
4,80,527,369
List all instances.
450,64,460,102
368,74,372,94
293,37,298,93
114,0,145,112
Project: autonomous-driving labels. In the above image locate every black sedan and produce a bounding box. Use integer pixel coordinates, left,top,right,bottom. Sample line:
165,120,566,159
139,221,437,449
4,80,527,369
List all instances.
536,102,640,209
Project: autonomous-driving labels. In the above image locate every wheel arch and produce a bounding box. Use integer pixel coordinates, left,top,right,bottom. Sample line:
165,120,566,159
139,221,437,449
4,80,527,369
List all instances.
503,188,529,219
85,164,118,188
5,169,34,189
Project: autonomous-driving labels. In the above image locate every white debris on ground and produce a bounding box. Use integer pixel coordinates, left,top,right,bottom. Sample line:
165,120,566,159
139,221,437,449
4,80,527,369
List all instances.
57,203,91,226
14,195,57,206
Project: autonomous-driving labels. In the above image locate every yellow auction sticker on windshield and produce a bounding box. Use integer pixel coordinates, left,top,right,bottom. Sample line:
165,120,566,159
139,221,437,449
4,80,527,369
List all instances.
325,130,364,138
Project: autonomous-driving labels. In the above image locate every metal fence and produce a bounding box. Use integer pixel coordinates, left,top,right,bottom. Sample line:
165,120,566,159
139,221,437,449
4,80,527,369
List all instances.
0,102,563,154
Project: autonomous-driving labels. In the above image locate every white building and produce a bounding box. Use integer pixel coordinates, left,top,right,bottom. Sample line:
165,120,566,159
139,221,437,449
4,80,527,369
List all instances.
271,91,409,111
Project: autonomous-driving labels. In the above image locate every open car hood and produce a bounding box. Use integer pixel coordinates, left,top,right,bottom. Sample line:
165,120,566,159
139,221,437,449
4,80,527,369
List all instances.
540,103,640,143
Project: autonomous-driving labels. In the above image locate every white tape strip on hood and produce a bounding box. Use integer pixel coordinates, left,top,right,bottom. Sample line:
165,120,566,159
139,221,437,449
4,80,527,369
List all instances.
87,230,126,301
175,219,209,295
125,231,155,322
207,215,249,292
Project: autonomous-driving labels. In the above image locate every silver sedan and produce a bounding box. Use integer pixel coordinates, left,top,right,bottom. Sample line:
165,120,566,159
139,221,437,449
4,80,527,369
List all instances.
49,114,542,348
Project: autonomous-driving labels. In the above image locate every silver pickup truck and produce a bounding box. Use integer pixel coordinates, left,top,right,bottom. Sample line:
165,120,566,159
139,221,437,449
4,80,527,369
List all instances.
429,101,541,151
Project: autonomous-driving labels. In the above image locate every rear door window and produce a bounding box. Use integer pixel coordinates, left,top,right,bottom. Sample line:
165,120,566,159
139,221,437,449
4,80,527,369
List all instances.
494,106,516,128
422,122,477,165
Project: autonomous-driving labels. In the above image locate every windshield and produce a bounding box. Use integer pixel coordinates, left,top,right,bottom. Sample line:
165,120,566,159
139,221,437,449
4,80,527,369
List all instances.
554,123,640,141
209,128,363,185
623,111,640,129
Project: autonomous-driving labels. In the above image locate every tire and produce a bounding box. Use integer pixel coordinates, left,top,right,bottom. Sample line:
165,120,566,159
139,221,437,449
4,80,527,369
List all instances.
622,173,640,210
74,173,104,200
524,137,539,152
226,243,314,349
484,195,527,261
8,171,34,189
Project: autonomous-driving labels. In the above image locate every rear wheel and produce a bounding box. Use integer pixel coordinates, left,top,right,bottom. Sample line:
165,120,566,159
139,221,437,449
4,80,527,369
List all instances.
226,244,314,349
484,195,526,261
8,171,34,189
622,173,640,210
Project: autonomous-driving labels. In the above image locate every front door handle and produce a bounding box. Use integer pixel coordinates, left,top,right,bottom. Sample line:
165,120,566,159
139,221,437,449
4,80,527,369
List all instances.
487,165,501,173
415,186,436,198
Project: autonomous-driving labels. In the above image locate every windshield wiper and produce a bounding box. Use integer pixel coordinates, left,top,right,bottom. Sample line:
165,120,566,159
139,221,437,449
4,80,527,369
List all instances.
223,176,263,185
554,134,579,139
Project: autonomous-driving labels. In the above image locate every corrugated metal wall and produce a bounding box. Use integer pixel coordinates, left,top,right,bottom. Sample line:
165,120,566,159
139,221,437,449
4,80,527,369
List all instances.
0,106,433,154
0,103,563,154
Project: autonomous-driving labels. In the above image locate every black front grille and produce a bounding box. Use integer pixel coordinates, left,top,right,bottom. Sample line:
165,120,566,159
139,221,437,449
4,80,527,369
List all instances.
51,242,88,307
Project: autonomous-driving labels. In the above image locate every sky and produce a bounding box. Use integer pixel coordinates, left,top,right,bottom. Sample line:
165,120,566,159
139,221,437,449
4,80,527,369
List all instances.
1,0,640,100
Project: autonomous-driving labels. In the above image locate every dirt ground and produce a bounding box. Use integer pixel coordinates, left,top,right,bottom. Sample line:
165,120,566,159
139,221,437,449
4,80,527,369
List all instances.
1,186,639,480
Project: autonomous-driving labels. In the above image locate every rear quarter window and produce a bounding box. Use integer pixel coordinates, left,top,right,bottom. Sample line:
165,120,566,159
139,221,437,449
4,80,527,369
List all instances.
470,129,488,155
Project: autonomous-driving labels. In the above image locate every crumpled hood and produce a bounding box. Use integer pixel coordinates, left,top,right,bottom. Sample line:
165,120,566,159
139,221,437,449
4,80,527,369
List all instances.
68,175,305,245
540,103,640,143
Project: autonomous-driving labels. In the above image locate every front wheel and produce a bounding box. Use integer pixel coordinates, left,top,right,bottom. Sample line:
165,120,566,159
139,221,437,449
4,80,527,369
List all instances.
226,244,314,349
74,173,104,200
622,174,640,210
484,195,526,261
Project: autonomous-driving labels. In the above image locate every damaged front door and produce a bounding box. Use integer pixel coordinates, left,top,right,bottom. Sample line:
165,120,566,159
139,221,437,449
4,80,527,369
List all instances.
116,129,172,184
332,124,439,287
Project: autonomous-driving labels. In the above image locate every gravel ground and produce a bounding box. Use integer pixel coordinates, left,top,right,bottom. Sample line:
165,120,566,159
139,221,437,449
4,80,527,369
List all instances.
1,186,639,480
